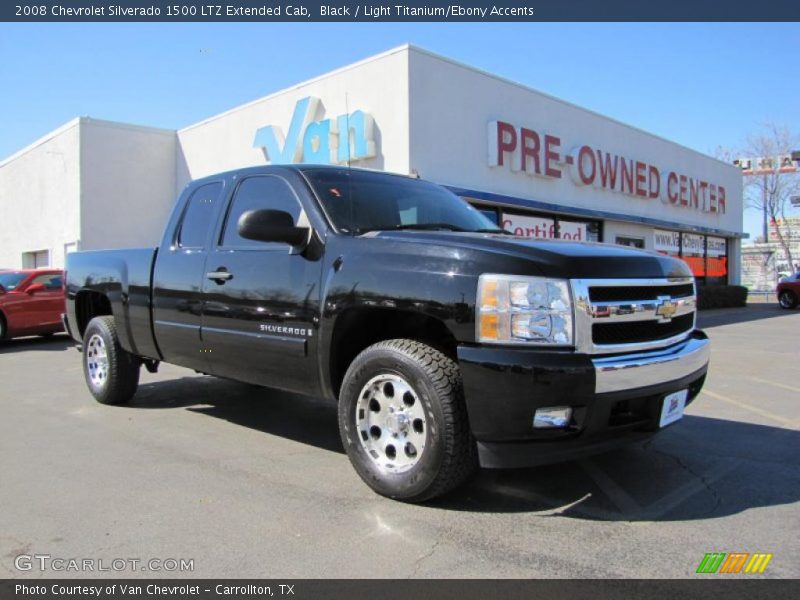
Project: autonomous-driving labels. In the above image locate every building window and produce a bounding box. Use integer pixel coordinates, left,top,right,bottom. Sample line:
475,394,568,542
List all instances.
681,233,706,279
559,219,600,242
616,236,645,249
654,229,728,285
22,250,50,268
706,236,728,285
586,221,602,242
654,229,681,258
499,211,602,241
473,206,499,225
501,212,556,239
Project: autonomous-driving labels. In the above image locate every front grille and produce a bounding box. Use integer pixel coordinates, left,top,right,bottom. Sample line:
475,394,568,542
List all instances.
573,277,697,354
589,284,694,302
592,313,694,345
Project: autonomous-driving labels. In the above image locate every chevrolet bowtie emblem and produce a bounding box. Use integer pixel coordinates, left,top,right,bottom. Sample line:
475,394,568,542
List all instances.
655,297,678,321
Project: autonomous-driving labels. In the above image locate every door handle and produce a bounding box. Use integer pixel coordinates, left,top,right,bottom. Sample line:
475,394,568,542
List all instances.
206,270,233,284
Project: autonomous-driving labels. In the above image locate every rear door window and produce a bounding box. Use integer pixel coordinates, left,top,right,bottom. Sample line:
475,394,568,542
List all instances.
177,182,223,249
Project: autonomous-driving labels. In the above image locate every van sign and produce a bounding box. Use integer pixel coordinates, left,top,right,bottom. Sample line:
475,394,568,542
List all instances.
253,96,376,165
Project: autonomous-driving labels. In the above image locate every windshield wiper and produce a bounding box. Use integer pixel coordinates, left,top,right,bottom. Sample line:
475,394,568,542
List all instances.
357,223,467,234
474,228,513,235
355,224,513,235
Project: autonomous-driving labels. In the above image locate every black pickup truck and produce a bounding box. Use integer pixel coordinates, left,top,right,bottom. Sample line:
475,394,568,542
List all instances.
64,165,710,502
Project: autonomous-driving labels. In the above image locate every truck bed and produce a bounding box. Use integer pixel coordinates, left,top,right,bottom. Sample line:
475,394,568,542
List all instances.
65,247,160,360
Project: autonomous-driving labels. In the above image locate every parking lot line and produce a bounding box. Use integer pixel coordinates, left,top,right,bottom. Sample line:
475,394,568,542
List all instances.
641,460,738,520
701,389,798,428
749,376,800,396
579,459,642,514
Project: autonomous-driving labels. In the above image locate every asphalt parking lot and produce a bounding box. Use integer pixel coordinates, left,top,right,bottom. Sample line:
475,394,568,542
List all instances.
1,304,798,579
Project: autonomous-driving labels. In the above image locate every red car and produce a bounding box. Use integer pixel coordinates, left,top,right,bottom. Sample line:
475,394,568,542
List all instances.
0,269,65,340
778,272,800,309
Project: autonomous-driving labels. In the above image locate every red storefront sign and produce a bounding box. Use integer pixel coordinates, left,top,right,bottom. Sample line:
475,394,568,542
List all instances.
489,121,727,214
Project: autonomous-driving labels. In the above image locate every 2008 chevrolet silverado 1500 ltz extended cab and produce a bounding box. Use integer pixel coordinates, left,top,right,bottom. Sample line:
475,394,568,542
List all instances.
64,165,710,502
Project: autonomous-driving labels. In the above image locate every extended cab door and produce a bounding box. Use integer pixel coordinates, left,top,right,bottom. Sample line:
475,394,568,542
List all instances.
152,180,224,371
200,173,323,395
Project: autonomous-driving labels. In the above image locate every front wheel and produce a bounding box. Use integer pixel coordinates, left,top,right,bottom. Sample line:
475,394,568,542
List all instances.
82,316,140,405
338,339,477,502
779,290,798,309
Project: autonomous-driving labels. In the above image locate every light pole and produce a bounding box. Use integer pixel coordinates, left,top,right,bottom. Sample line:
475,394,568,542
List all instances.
763,173,769,243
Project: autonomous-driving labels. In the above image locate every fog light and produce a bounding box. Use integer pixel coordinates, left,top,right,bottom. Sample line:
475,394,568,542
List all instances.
533,407,572,429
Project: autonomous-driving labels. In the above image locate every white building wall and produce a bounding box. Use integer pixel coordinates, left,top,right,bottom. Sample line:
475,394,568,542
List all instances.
407,47,743,238
79,119,177,250
176,46,412,190
0,120,82,268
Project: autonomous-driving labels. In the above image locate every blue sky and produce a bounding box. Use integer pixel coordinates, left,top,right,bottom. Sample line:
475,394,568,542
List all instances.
1,22,797,237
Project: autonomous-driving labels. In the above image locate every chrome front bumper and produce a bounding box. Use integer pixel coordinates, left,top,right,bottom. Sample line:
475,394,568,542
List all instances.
593,333,710,394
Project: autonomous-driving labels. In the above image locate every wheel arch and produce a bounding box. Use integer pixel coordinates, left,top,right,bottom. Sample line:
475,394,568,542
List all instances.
326,307,459,400
74,290,113,338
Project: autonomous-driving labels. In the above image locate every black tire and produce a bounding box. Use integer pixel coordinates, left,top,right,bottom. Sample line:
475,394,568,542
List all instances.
338,339,477,502
0,313,6,341
778,290,798,309
82,316,140,405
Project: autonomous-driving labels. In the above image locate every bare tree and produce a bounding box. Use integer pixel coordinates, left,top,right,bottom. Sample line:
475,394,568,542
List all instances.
741,123,800,272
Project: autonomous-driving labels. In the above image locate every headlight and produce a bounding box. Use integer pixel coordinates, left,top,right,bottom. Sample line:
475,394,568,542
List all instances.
477,274,573,345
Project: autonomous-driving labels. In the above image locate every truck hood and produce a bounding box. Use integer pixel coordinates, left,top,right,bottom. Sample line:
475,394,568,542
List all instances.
368,230,692,279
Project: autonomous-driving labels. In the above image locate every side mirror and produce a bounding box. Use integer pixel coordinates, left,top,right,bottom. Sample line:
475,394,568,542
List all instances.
237,209,309,248
26,283,45,295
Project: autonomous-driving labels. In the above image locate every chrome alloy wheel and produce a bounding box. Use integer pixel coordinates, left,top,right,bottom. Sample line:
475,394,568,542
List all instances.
779,291,794,308
356,374,428,473
85,333,109,388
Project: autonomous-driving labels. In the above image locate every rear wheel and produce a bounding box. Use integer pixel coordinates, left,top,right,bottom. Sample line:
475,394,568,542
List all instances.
82,316,140,405
779,290,797,309
338,339,477,502
0,313,6,341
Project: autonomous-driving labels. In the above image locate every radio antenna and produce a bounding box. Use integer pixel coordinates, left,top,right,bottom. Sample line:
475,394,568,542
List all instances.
344,92,351,168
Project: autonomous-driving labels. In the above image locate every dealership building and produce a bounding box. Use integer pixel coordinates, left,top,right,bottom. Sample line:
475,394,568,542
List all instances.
0,45,743,283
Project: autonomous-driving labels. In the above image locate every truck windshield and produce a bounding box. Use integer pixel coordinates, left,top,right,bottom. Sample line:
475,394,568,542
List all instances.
0,272,27,291
303,169,505,235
